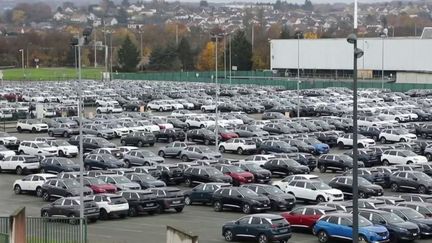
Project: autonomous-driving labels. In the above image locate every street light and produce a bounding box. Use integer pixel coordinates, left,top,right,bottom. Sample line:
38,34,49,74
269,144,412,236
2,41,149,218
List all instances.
347,32,363,243
19,49,24,78
296,32,302,118
211,33,224,152
380,28,388,89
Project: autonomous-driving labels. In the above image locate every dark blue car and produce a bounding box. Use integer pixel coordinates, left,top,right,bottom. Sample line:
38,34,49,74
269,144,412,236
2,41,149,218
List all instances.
300,138,330,155
40,157,79,174
183,182,230,205
222,214,291,243
313,213,389,243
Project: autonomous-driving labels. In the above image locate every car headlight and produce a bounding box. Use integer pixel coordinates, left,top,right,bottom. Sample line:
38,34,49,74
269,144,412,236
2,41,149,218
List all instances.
417,223,430,230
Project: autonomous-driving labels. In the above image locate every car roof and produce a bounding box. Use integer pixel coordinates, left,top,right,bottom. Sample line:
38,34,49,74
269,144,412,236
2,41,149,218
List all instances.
247,213,284,219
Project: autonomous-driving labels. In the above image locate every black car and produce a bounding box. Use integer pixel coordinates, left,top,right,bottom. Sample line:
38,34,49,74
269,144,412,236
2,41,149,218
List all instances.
262,159,310,177
183,166,232,187
317,154,364,173
222,214,292,243
186,129,217,145
183,182,231,205
279,153,317,171
40,157,80,174
415,124,432,138
155,129,185,143
40,197,99,223
167,118,187,130
342,168,386,186
125,173,166,189
314,131,340,147
41,178,93,201
149,187,185,213
359,126,382,141
262,123,294,135
212,187,271,214
359,209,420,242
120,132,155,147
397,202,432,218
284,139,315,153
81,137,116,152
375,166,399,188
380,205,432,237
259,141,298,154
237,162,272,184
343,149,381,167
156,165,184,185
84,154,126,170
234,125,269,138
328,176,384,199
389,171,432,194
241,184,296,211
119,190,159,216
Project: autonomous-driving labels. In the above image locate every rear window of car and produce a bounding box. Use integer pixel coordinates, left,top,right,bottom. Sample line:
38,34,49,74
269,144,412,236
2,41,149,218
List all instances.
110,196,127,204
24,157,39,163
271,218,289,227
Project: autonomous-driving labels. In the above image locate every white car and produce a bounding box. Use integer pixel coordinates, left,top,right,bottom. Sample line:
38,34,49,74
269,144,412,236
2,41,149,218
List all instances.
220,115,244,125
147,100,173,111
277,179,344,202
46,140,78,158
13,173,57,196
18,141,58,157
337,133,375,148
379,110,411,122
0,146,15,159
0,155,41,175
379,129,417,143
96,103,123,114
201,104,216,112
95,98,118,107
218,138,256,155
0,132,19,147
381,149,428,166
118,146,139,156
357,116,394,127
185,116,214,128
272,174,321,186
242,155,276,167
135,120,160,133
165,100,184,110
90,193,129,219
106,123,130,138
16,119,49,133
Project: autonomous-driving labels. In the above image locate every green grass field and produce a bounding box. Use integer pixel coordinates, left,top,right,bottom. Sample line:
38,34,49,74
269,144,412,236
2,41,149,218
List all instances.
1,68,105,81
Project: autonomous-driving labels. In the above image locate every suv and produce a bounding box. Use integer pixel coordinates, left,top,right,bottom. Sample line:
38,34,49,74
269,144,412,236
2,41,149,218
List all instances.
91,193,129,219
381,149,428,166
317,154,363,173
241,184,296,211
123,150,164,167
41,197,99,223
13,173,57,196
337,133,375,149
328,176,384,199
212,187,270,214
218,138,256,155
120,132,156,147
183,166,232,187
237,162,272,184
148,187,185,213
213,164,255,186
84,154,126,170
48,123,79,138
222,214,292,243
158,141,195,158
183,183,231,205
389,171,432,194
156,165,184,185
18,141,57,157
118,190,159,216
179,145,222,162
41,178,93,201
46,140,78,158
97,175,141,191
16,119,49,133
0,155,40,175
124,173,166,189
262,159,310,176
379,129,417,143
40,157,79,174
155,129,185,143
277,179,343,203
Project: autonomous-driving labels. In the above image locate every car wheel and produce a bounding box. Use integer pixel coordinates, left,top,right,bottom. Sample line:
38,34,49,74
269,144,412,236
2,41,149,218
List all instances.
14,185,22,194
214,201,223,212
181,155,189,162
357,143,364,148
418,185,427,194
359,235,368,243
121,140,126,146
42,192,50,202
31,127,36,133
224,230,234,242
158,151,166,157
175,207,183,213
316,195,326,203
159,107,163,112
342,166,349,172
144,162,150,166
422,133,428,139
318,230,329,243
168,137,174,143
258,234,269,243
400,138,406,142
68,214,78,225
260,150,266,155
36,187,43,197
242,203,252,214
124,160,131,168
128,207,138,217
185,196,192,205
395,118,401,123
319,165,326,173
63,132,69,138
380,137,386,144
219,146,225,153
390,183,399,192
427,153,432,161
237,147,243,155
407,161,413,165
85,165,91,171
16,166,23,175
59,150,65,157
100,209,109,220
137,141,143,147
48,131,54,137
17,127,22,133
40,168,45,173
204,139,210,145
185,178,193,187
382,160,390,166
359,192,367,198
372,135,378,141
337,142,344,149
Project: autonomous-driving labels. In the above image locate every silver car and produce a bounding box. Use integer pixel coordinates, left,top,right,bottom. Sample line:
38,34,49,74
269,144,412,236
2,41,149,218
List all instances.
97,175,140,190
179,145,222,162
157,142,195,158
123,150,164,167
82,124,115,139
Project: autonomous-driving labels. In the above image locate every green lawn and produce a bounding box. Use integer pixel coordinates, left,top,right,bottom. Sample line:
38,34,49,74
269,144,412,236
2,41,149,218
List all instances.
1,68,105,81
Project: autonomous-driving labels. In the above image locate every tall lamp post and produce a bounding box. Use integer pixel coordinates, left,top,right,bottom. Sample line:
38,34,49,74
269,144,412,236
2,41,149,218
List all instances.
296,32,302,118
380,28,388,89
211,33,224,152
19,49,25,78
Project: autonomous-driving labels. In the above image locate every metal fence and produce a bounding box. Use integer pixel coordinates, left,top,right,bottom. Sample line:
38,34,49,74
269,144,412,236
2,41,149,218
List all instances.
0,217,87,243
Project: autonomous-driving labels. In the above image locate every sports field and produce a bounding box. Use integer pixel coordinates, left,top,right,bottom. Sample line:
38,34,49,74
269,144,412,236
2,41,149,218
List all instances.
1,68,104,81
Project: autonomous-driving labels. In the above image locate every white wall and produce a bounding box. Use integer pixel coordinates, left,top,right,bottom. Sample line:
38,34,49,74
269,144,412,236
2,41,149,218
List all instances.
270,38,432,72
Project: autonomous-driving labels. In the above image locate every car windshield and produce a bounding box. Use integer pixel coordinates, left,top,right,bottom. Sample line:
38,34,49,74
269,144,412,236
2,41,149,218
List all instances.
359,216,373,227
140,151,157,157
229,166,244,173
198,147,212,153
412,172,430,181
358,177,372,186
55,141,71,146
401,208,425,219
238,188,258,197
86,178,105,185
58,158,75,165
244,164,261,170
37,143,51,148
311,181,332,190
114,177,131,183
206,168,223,176
382,212,405,224
284,160,300,166
64,179,80,188
265,186,284,194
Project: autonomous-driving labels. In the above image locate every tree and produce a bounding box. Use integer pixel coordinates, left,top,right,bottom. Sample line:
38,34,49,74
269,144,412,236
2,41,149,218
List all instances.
117,8,128,25
121,0,130,7
304,32,318,39
199,0,209,8
280,27,291,39
178,38,194,71
303,0,313,11
196,41,216,71
117,35,139,72
148,44,181,71
230,31,252,71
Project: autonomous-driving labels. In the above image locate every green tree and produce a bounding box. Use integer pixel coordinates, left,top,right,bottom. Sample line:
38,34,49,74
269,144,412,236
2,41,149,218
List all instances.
199,0,209,7
280,27,291,39
148,44,181,71
230,31,252,71
117,35,139,72
178,37,194,71
303,0,313,11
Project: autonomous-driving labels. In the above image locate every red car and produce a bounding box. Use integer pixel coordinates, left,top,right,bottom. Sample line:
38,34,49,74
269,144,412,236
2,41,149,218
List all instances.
214,164,254,186
83,177,117,194
218,128,239,141
3,93,23,102
281,205,337,229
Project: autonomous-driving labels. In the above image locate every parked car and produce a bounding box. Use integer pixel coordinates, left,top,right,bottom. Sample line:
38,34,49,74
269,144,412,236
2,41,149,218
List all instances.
281,205,337,229
120,132,156,147
46,140,78,158
155,129,185,143
118,190,159,216
317,154,363,173
337,133,375,149
84,154,126,170
258,141,298,154
40,197,99,223
328,176,384,199
381,149,428,166
399,194,432,203
179,145,222,162
97,175,141,191
213,164,255,186
157,141,195,158
91,193,129,219
343,149,381,167
380,205,432,237
16,119,48,133
397,202,432,218
379,129,417,143
262,159,310,177
40,157,79,174
124,173,166,189
41,178,93,201
389,171,432,194
212,187,271,214
241,184,296,211
83,177,117,194
18,141,57,157
13,173,57,196
183,182,231,205
0,155,40,175
186,129,217,145
148,187,185,213
236,162,272,184
218,138,256,155
123,150,164,167
276,179,343,203
156,164,184,185
183,166,232,186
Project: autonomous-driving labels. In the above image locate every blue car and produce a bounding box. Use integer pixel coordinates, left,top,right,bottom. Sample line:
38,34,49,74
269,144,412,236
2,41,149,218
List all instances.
301,138,330,155
313,213,390,243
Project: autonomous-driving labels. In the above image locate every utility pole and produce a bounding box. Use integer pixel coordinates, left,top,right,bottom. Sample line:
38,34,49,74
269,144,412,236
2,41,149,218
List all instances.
19,49,24,79
224,36,227,79
251,24,254,51
229,35,232,85
214,35,219,152
94,29,97,68
296,32,302,118
176,24,179,46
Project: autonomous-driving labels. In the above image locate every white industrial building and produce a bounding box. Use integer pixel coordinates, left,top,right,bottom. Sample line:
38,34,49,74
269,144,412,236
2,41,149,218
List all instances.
270,37,432,83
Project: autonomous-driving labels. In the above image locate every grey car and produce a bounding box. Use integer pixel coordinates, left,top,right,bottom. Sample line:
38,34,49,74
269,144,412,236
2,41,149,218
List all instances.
82,124,115,139
179,145,222,162
234,125,270,138
97,175,141,191
48,123,79,138
157,141,195,158
123,150,164,167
